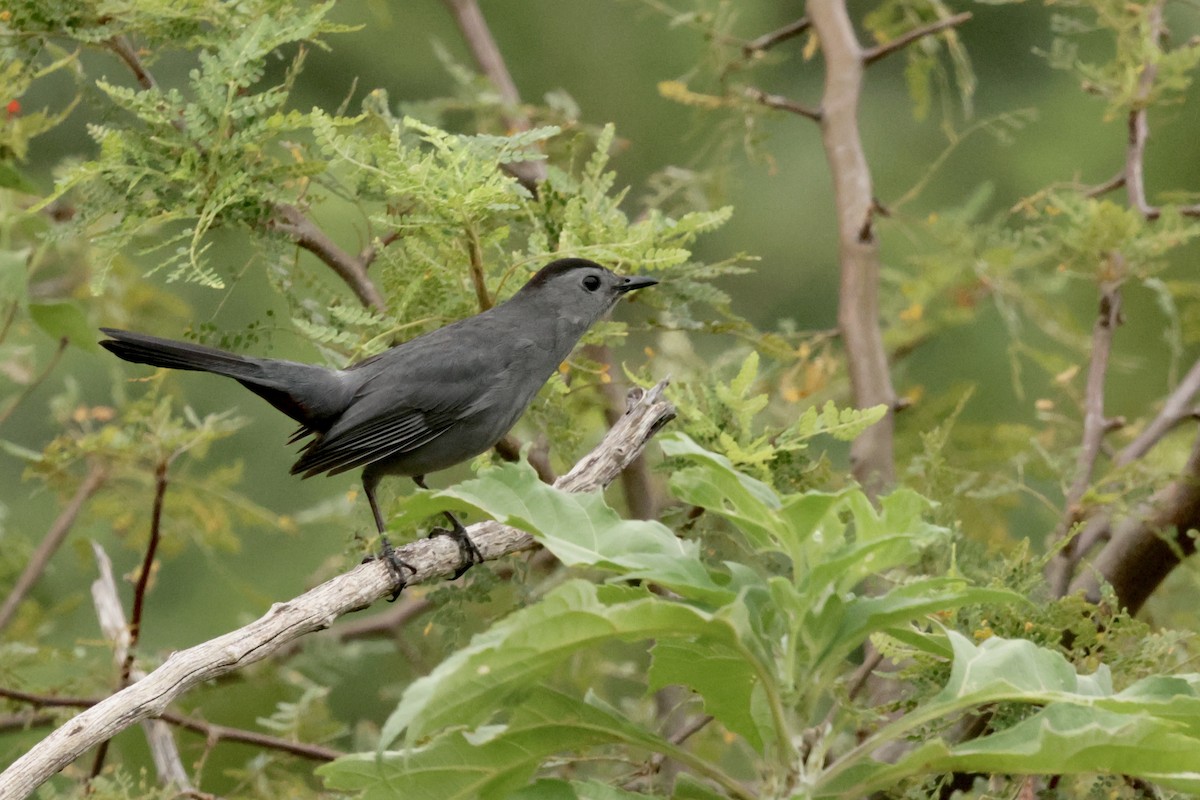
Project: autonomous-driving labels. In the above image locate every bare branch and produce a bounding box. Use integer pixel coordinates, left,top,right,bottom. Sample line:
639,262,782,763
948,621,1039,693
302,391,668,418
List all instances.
1118,357,1200,466
861,12,973,67
743,18,811,56
441,0,547,188
1086,171,1126,199
106,35,158,92
1047,283,1123,596
1069,429,1200,613
268,203,388,313
0,463,107,631
743,86,822,121
123,460,170,683
1124,1,1164,219
90,544,192,791
0,382,675,799
807,0,897,497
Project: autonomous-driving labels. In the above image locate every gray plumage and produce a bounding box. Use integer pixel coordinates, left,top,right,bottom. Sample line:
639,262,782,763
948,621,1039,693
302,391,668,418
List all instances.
99,258,657,543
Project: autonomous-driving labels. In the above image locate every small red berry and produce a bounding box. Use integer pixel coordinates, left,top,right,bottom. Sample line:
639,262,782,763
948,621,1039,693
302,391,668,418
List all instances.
5,100,19,117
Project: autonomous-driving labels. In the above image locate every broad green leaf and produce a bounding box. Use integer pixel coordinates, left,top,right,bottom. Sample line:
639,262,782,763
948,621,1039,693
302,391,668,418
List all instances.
934,630,1111,704
820,584,1032,670
379,580,770,748
648,639,770,751
662,432,788,554
817,633,1200,796
394,459,726,602
325,689,727,800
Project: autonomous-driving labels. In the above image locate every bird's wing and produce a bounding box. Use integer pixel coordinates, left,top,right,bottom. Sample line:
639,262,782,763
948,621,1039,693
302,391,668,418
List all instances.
289,400,465,477
288,324,500,478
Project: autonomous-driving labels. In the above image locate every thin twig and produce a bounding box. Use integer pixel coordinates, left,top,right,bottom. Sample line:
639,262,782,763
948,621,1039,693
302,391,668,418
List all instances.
0,688,340,762
1124,1,1164,219
90,543,192,791
743,86,822,121
106,36,157,91
1086,171,1126,198
1118,357,1200,466
441,0,547,188
0,462,108,631
465,228,493,311
356,230,403,273
0,337,69,429
1047,282,1123,597
122,460,170,685
743,18,811,56
861,12,973,66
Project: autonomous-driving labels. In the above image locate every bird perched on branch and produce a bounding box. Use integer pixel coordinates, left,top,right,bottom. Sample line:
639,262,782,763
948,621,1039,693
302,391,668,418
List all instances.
100,258,657,589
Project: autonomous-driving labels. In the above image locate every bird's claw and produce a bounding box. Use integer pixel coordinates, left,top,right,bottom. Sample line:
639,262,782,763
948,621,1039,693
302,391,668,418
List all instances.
369,537,416,601
427,517,483,580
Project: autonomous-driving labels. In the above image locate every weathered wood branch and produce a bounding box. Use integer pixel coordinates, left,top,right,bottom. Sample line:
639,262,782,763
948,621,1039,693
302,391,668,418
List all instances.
0,381,675,800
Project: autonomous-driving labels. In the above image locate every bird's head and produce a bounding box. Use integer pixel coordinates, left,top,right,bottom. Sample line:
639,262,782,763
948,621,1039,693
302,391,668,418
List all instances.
515,258,657,328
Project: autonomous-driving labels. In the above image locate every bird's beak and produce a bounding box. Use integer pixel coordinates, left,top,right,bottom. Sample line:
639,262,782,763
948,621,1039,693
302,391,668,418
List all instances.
615,274,659,294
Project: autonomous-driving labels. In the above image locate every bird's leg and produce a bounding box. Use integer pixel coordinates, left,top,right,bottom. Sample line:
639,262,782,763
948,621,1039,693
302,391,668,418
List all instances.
414,475,483,579
363,473,414,601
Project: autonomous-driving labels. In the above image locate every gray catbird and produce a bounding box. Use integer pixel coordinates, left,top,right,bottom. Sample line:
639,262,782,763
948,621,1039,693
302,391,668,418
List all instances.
99,257,657,585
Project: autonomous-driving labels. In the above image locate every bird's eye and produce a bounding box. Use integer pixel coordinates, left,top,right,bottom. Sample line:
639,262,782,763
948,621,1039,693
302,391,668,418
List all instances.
582,275,602,292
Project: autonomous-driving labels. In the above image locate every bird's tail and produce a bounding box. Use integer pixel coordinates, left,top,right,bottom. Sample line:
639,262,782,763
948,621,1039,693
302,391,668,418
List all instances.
99,328,347,429
99,328,262,380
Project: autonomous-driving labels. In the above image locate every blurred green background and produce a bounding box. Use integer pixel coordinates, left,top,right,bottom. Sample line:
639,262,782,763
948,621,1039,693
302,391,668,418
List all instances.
6,0,1200,783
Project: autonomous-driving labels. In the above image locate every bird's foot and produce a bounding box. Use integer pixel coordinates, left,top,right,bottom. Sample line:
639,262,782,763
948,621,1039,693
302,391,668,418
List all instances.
427,513,483,579
368,537,416,601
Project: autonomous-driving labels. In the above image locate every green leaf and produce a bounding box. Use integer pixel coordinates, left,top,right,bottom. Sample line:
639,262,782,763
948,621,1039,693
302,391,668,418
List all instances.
817,632,1200,796
378,580,769,748
394,459,726,602
662,432,790,556
326,688,709,800
648,638,769,751
28,302,99,352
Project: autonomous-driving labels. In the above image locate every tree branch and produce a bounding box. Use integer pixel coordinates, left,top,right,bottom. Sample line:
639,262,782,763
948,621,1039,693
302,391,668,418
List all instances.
743,18,811,56
0,463,108,631
0,688,340,763
808,0,897,497
89,543,192,791
268,203,388,313
0,381,675,799
441,0,547,188
1069,429,1200,612
1124,0,1164,219
861,12,973,67
1047,282,1123,597
743,87,822,121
